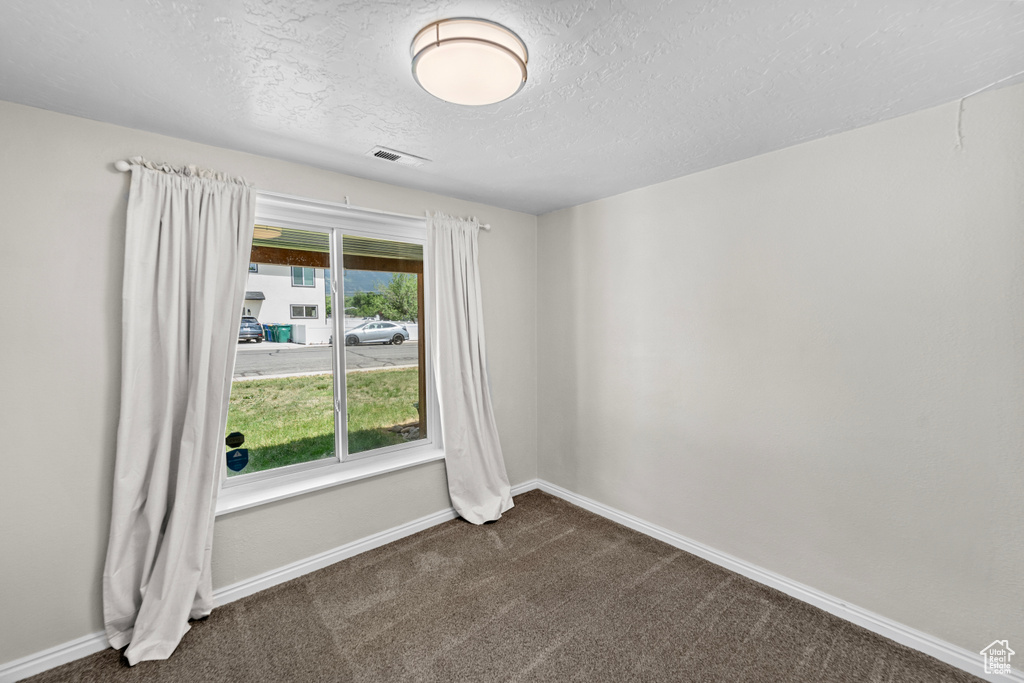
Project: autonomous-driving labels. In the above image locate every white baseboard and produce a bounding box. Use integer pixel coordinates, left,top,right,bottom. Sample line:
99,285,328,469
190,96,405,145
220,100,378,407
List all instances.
532,479,1022,683
212,506,458,606
0,483,536,683
510,479,541,497
0,632,110,683
217,478,537,606
6,478,1011,683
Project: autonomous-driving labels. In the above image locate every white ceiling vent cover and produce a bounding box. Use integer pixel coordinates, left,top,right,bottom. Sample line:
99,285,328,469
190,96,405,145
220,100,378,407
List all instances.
367,146,429,167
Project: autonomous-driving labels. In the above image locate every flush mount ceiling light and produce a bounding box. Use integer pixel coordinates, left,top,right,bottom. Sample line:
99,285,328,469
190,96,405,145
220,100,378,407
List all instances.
411,18,528,106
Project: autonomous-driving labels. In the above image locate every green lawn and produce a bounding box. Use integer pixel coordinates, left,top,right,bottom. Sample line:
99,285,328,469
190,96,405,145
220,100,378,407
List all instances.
225,368,420,476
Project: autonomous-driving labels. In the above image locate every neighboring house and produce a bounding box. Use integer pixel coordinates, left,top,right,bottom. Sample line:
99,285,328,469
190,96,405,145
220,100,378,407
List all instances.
243,263,331,344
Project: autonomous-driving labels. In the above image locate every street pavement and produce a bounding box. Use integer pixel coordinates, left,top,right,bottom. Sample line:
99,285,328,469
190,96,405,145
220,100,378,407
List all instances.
233,341,420,378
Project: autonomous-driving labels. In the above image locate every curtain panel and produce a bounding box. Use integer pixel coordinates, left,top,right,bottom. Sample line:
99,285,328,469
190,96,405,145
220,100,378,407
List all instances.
102,158,255,664
428,213,513,524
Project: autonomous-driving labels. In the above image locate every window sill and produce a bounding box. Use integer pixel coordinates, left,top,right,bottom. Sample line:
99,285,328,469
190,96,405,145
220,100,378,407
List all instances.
216,448,445,516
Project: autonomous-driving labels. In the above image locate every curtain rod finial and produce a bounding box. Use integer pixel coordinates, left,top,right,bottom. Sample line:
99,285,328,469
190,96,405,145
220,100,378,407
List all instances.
114,160,132,172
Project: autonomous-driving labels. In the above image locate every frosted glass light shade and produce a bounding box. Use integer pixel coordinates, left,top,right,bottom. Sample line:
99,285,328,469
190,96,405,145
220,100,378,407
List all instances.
411,19,528,106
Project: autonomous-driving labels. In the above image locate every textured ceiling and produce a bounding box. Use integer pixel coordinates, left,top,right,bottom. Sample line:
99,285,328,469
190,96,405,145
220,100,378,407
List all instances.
1,1,1023,215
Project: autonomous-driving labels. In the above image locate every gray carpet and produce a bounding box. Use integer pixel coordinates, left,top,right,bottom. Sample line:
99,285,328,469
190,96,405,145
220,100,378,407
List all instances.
27,490,982,682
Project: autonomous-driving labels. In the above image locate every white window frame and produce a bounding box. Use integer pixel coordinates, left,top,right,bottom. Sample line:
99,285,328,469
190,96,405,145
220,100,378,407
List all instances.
290,304,318,319
217,191,443,515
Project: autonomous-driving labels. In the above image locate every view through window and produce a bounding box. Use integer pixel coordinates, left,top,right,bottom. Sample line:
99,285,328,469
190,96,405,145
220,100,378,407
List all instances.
225,223,427,478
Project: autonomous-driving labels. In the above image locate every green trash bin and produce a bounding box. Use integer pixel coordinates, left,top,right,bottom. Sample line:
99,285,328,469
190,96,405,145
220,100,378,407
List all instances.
264,323,278,342
276,324,292,343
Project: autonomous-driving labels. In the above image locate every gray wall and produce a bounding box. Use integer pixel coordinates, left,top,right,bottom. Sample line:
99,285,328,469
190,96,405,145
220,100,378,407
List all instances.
0,100,538,664
4,81,1022,668
536,83,1024,654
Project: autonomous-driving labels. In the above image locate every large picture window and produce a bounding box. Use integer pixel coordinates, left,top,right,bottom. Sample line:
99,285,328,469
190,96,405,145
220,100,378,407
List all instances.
221,193,437,498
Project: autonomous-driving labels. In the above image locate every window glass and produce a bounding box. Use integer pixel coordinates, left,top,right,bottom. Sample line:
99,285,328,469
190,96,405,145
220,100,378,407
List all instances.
290,305,318,319
291,266,314,287
343,235,425,456
226,229,335,477
324,268,332,319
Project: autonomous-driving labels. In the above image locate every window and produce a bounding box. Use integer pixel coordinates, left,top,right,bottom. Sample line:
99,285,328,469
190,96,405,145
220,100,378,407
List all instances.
291,266,315,287
219,193,440,512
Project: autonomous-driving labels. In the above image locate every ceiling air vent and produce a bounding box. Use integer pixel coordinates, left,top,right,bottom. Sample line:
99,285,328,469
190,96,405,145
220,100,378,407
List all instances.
367,146,429,167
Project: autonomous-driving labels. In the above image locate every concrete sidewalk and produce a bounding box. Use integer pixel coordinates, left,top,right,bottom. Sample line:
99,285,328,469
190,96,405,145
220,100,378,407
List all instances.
236,340,318,352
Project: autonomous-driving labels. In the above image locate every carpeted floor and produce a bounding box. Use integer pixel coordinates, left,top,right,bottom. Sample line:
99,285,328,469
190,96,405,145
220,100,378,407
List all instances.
27,490,982,682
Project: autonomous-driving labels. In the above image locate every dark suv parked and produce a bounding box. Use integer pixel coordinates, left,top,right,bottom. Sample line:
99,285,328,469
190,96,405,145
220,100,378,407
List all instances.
238,316,264,343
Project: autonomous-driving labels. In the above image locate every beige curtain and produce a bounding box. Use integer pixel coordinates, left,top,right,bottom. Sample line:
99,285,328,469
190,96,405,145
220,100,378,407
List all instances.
428,213,513,524
102,158,254,664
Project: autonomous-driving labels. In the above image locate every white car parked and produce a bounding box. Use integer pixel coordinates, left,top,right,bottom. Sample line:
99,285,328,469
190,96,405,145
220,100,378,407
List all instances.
345,321,409,346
